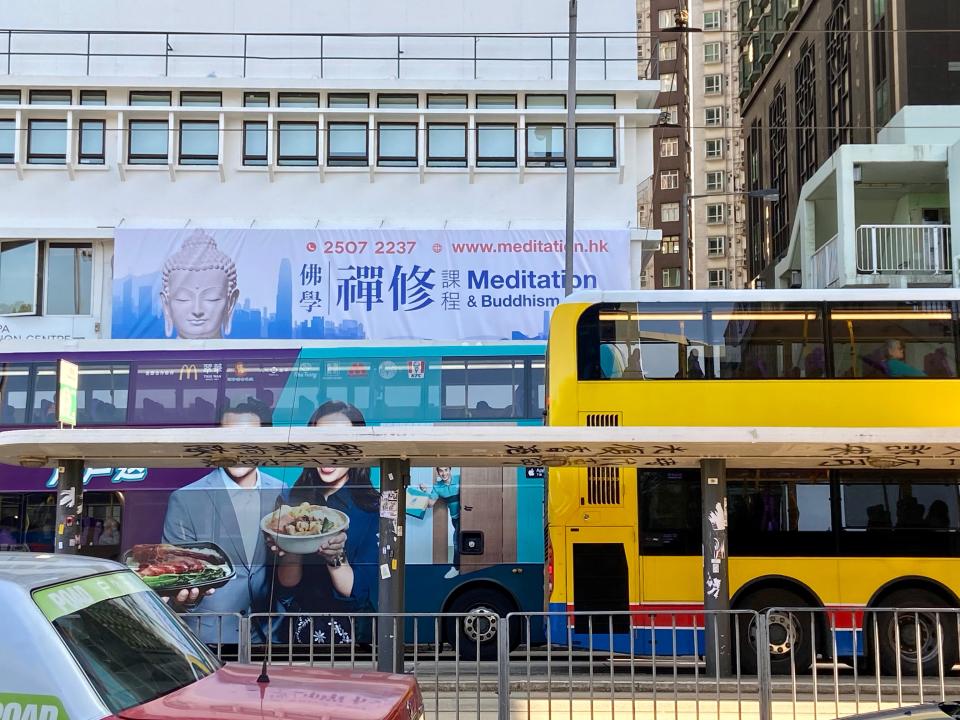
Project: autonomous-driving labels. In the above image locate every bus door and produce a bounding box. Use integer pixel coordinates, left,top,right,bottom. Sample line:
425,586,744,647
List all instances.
564,526,636,640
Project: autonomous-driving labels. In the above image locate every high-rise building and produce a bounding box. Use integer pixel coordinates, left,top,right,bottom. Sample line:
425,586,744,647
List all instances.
739,0,960,287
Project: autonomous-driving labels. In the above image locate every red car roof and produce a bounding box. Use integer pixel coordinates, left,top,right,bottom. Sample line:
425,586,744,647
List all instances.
119,664,420,720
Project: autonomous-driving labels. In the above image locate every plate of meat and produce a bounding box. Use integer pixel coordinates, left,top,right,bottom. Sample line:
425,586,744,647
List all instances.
122,542,235,594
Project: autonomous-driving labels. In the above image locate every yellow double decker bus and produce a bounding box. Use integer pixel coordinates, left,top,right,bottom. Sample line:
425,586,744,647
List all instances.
546,288,960,674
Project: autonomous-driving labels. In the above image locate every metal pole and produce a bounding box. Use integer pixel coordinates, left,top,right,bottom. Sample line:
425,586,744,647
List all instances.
563,0,578,296
377,458,409,672
701,458,731,677
54,459,84,554
681,190,690,289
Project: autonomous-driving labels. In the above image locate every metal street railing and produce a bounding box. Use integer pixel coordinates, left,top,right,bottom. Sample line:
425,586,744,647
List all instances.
0,30,658,81
856,224,953,275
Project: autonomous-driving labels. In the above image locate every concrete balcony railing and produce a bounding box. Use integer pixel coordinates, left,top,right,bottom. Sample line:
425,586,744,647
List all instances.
856,224,953,275
811,233,839,287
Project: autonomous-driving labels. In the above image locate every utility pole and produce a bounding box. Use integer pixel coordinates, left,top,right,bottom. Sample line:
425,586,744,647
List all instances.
563,0,578,296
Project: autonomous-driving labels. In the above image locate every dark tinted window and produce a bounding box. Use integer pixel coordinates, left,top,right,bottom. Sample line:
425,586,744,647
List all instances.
77,363,129,425
727,470,833,555
32,363,57,425
829,301,956,378
133,361,221,425
441,357,526,419
0,363,31,424
638,470,701,554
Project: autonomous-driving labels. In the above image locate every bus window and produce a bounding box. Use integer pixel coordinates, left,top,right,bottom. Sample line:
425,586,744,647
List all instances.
0,494,23,548
531,359,545,418
133,361,222,425
707,304,824,379
579,304,708,380
80,491,123,559
727,470,832,555
32,363,57,424
77,363,130,424
0,363,30,424
638,470,701,554
464,358,525,419
24,492,56,551
829,301,955,378
225,359,292,424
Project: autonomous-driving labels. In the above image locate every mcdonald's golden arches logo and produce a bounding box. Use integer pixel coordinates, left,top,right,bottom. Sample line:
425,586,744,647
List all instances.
179,364,199,381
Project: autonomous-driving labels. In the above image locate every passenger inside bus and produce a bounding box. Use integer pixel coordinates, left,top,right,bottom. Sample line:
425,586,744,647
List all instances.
925,500,951,529
883,339,926,378
924,347,955,377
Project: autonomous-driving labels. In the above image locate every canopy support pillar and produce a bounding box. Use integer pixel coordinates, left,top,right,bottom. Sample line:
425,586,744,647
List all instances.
701,458,731,677
377,458,409,672
54,459,84,554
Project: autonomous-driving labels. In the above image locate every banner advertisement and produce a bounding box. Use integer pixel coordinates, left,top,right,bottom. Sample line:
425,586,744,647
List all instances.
112,228,629,340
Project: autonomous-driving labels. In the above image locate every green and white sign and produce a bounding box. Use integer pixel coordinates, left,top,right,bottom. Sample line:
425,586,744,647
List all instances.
0,694,68,720
56,359,78,427
33,571,145,621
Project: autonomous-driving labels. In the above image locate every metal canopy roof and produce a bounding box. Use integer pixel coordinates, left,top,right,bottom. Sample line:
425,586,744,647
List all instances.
1,426,958,470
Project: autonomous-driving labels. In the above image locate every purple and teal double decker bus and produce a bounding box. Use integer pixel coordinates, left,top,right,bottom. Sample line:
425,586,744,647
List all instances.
0,340,545,657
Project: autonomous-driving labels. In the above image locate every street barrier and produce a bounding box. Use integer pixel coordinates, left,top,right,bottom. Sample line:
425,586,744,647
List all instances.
178,607,960,720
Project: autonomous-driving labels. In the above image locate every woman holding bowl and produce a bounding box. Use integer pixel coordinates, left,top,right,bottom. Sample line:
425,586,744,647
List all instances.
271,400,380,645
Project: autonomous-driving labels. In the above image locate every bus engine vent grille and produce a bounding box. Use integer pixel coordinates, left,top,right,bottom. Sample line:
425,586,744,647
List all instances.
585,413,620,427
586,466,621,505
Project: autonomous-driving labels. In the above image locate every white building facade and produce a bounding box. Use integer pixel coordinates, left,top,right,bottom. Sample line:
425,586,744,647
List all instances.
0,0,659,343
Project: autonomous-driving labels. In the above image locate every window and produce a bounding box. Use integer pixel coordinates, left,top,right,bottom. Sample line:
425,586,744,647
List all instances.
476,124,516,167
427,123,467,167
661,203,680,223
704,42,722,64
705,138,723,159
179,92,221,107
0,119,13,164
178,121,218,165
525,95,565,109
128,120,168,164
32,364,56,424
0,90,20,105
243,92,270,107
704,74,723,95
703,10,722,30
769,85,790,259
29,90,71,105
826,0,852,152
659,41,678,61
133,361,222,425
45,244,92,315
277,121,318,166
829,301,955,379
526,124,564,166
377,94,418,108
0,240,38,314
427,94,467,109
707,236,726,256
327,122,367,166
79,90,107,106
441,358,526,419
705,170,725,192
707,269,726,288
78,120,105,164
243,121,267,166
660,236,680,254
477,94,516,109
27,119,66,164
576,94,615,109
662,105,679,125
728,471,833,555
129,91,171,106
660,137,679,157
658,9,676,28
705,106,723,127
706,203,725,224
839,473,960,556
576,124,615,167
326,93,367,108
660,169,679,190
377,123,417,167
639,471,702,554
795,42,818,187
660,73,677,93
662,268,681,288
279,93,320,108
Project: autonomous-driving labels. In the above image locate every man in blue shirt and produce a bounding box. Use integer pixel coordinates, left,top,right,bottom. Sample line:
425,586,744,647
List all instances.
420,467,462,579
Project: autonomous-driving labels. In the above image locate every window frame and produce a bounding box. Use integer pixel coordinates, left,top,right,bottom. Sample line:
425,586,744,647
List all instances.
0,118,14,164
79,90,107,106
660,169,680,190
703,10,722,30
707,269,726,288
179,91,222,107
325,93,368,109
661,203,681,223
128,91,172,107
278,92,321,108
662,268,681,288
243,92,271,107
27,118,67,165
705,106,723,127
326,121,368,167
706,203,726,224
377,94,419,109
242,120,268,166
703,42,723,64
0,239,40,317
78,119,106,165
376,121,418,167
476,94,517,109
525,94,565,109
705,138,724,159
575,123,616,168
426,122,468,167
277,120,320,166
0,90,21,105
660,136,679,158
705,170,725,192
476,123,517,167
525,123,566,167
659,41,678,61
43,242,94,316
704,74,723,95
177,119,219,166
426,94,468,109
29,90,72,105
127,120,169,164
707,236,727,257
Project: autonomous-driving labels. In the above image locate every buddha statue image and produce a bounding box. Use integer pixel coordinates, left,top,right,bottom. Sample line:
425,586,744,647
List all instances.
159,231,240,339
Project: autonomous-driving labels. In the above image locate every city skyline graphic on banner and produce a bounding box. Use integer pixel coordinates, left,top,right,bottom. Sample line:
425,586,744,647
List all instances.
111,228,630,341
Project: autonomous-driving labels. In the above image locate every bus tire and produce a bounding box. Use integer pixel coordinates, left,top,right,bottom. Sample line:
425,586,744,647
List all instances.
875,589,957,677
737,588,814,675
445,588,517,661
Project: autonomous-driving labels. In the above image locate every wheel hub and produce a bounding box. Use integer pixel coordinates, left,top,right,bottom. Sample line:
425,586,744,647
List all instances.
463,607,499,644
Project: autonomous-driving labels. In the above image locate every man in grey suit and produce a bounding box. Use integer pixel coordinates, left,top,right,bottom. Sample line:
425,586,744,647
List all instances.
162,404,286,644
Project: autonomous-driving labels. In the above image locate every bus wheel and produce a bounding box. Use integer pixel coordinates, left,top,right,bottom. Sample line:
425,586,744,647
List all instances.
738,588,814,675
446,588,517,661
875,589,958,677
